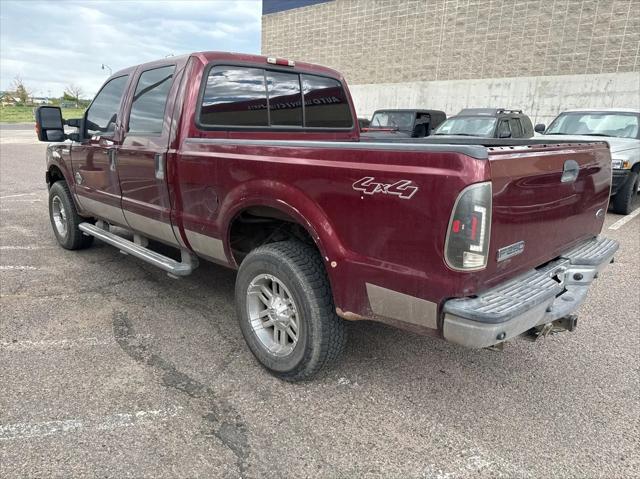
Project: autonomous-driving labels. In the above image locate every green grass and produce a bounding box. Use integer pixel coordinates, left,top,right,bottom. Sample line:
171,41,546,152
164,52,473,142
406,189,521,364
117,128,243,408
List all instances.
0,105,86,123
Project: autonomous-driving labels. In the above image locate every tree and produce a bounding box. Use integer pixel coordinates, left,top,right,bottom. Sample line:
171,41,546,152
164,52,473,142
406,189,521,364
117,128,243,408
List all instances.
11,75,33,104
64,84,83,108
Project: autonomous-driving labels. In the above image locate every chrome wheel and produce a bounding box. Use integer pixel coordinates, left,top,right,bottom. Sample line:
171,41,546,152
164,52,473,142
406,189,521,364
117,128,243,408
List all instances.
51,195,68,238
246,273,300,357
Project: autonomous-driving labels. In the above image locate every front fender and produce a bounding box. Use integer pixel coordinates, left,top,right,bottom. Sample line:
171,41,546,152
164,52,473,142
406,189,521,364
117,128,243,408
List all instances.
46,143,74,187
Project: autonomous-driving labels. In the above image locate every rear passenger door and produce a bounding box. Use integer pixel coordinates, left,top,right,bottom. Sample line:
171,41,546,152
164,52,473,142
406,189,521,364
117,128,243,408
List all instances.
117,64,181,246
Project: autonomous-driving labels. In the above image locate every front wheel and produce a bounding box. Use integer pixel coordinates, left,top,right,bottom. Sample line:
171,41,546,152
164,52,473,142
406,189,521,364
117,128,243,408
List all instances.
235,241,346,381
611,170,639,215
48,181,94,250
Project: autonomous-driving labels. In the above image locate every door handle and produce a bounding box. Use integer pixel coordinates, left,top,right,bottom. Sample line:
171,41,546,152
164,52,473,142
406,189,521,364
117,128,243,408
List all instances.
561,160,579,183
107,149,117,172
155,153,165,180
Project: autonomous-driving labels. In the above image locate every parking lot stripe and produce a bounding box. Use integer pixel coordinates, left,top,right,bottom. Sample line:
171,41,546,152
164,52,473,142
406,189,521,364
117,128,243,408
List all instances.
0,193,36,199
0,335,154,351
0,245,54,250
0,406,183,441
0,265,38,270
608,207,640,230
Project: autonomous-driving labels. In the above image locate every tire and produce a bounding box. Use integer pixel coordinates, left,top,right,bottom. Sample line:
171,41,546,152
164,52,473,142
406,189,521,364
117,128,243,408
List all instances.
611,170,639,215
235,241,347,381
48,181,94,250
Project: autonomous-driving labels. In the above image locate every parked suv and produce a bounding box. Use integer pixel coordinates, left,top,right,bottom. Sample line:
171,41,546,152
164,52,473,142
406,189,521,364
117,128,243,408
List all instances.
433,108,534,139
536,108,640,215
362,109,446,138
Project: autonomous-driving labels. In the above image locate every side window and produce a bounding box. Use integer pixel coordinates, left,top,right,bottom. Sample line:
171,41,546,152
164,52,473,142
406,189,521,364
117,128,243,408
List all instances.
200,66,268,126
86,75,128,137
496,119,511,138
509,118,524,138
266,71,302,126
301,74,353,128
128,65,176,135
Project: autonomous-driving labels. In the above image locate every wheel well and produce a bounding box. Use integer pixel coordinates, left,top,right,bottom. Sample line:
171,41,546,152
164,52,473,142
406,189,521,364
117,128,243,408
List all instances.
47,165,65,186
229,206,318,265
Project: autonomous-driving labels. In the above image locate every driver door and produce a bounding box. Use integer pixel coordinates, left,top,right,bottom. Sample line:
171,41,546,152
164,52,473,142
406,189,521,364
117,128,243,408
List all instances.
71,74,131,226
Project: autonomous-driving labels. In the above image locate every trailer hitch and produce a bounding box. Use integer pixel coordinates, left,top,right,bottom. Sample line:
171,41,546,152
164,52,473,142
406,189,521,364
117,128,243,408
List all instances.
524,314,578,341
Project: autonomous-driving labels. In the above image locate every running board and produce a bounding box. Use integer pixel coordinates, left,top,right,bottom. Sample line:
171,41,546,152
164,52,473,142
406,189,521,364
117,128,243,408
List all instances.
79,222,198,277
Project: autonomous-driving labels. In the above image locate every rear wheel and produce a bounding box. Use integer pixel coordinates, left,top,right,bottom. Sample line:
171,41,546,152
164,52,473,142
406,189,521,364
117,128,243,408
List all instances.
48,181,94,250
611,170,639,215
235,241,346,381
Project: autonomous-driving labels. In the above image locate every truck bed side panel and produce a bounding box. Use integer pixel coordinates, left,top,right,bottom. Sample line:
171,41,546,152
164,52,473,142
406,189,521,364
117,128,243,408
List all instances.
175,140,491,321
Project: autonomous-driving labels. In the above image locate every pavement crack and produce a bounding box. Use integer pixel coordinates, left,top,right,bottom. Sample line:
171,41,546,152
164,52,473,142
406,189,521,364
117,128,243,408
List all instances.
112,309,250,478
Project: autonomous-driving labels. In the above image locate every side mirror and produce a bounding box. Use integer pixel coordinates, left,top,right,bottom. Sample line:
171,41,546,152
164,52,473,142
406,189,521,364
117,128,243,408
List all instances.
534,123,546,134
35,106,66,142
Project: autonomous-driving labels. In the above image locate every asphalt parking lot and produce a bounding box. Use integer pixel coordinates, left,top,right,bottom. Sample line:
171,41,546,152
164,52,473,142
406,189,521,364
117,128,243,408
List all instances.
1,123,638,479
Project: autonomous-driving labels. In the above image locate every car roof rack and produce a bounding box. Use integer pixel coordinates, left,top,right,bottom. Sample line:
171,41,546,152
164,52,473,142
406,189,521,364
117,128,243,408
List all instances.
458,108,523,116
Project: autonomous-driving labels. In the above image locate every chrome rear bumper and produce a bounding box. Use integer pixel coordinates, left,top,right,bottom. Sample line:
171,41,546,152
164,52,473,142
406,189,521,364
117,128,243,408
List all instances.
442,236,619,348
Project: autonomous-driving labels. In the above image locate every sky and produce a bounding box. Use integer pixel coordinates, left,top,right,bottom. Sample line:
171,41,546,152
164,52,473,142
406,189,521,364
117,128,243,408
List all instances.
0,0,262,98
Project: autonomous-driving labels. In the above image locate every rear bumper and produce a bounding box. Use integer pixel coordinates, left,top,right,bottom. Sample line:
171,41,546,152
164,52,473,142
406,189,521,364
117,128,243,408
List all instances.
442,236,619,348
611,169,630,195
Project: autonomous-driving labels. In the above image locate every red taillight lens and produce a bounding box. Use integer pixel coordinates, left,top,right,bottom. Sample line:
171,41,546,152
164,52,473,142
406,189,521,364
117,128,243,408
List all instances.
445,182,492,271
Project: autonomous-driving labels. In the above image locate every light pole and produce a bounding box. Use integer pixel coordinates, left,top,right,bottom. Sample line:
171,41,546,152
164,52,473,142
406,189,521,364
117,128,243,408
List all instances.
101,64,112,76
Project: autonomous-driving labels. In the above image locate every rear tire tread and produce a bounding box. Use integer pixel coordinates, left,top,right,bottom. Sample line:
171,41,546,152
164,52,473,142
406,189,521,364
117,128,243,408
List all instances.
611,170,639,215
236,240,346,381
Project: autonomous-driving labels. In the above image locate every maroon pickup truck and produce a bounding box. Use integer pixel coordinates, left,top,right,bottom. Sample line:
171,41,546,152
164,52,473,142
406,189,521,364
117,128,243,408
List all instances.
35,51,618,380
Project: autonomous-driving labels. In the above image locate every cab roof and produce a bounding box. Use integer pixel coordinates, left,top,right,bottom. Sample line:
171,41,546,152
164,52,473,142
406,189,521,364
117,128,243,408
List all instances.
560,108,640,114
112,51,345,81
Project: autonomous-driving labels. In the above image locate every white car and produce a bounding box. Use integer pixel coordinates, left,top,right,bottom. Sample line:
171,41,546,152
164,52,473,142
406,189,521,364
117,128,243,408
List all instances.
535,108,640,214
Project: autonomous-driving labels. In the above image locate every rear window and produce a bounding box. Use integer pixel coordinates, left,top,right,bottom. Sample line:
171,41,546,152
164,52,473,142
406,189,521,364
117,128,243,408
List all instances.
201,66,268,127
301,74,352,128
266,71,303,126
199,66,352,129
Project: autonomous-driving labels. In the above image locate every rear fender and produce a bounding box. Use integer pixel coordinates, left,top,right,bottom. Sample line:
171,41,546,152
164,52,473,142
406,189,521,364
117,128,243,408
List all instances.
219,178,350,284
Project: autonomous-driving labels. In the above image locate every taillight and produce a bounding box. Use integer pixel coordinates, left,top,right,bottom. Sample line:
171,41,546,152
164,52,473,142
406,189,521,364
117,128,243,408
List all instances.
445,182,492,271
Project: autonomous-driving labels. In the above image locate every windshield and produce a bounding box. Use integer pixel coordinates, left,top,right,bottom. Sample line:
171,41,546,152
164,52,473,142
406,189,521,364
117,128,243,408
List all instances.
370,112,414,129
433,116,496,136
545,112,640,139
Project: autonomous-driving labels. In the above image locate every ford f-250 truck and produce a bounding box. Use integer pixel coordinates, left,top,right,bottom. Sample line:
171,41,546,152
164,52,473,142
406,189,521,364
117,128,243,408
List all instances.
35,52,618,381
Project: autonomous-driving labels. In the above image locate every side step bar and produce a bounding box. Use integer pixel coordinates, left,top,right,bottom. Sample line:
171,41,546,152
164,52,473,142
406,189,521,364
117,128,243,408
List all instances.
79,222,198,277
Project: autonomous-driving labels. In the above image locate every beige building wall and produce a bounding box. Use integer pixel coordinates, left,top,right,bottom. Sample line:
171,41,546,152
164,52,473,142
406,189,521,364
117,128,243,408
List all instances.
262,0,640,85
349,71,640,124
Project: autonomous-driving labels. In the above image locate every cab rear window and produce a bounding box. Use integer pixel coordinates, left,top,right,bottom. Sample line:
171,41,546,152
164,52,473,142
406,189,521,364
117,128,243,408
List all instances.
199,66,352,129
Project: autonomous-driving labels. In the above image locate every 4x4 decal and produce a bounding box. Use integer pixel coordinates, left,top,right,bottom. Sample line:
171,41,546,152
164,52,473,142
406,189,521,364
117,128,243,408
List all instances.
352,176,419,200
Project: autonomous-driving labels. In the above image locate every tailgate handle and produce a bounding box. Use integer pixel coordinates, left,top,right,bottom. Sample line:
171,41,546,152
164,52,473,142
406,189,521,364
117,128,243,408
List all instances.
561,160,579,183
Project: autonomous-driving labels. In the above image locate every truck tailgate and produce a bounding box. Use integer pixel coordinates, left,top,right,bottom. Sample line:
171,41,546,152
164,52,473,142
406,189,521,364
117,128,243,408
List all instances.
484,142,611,285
